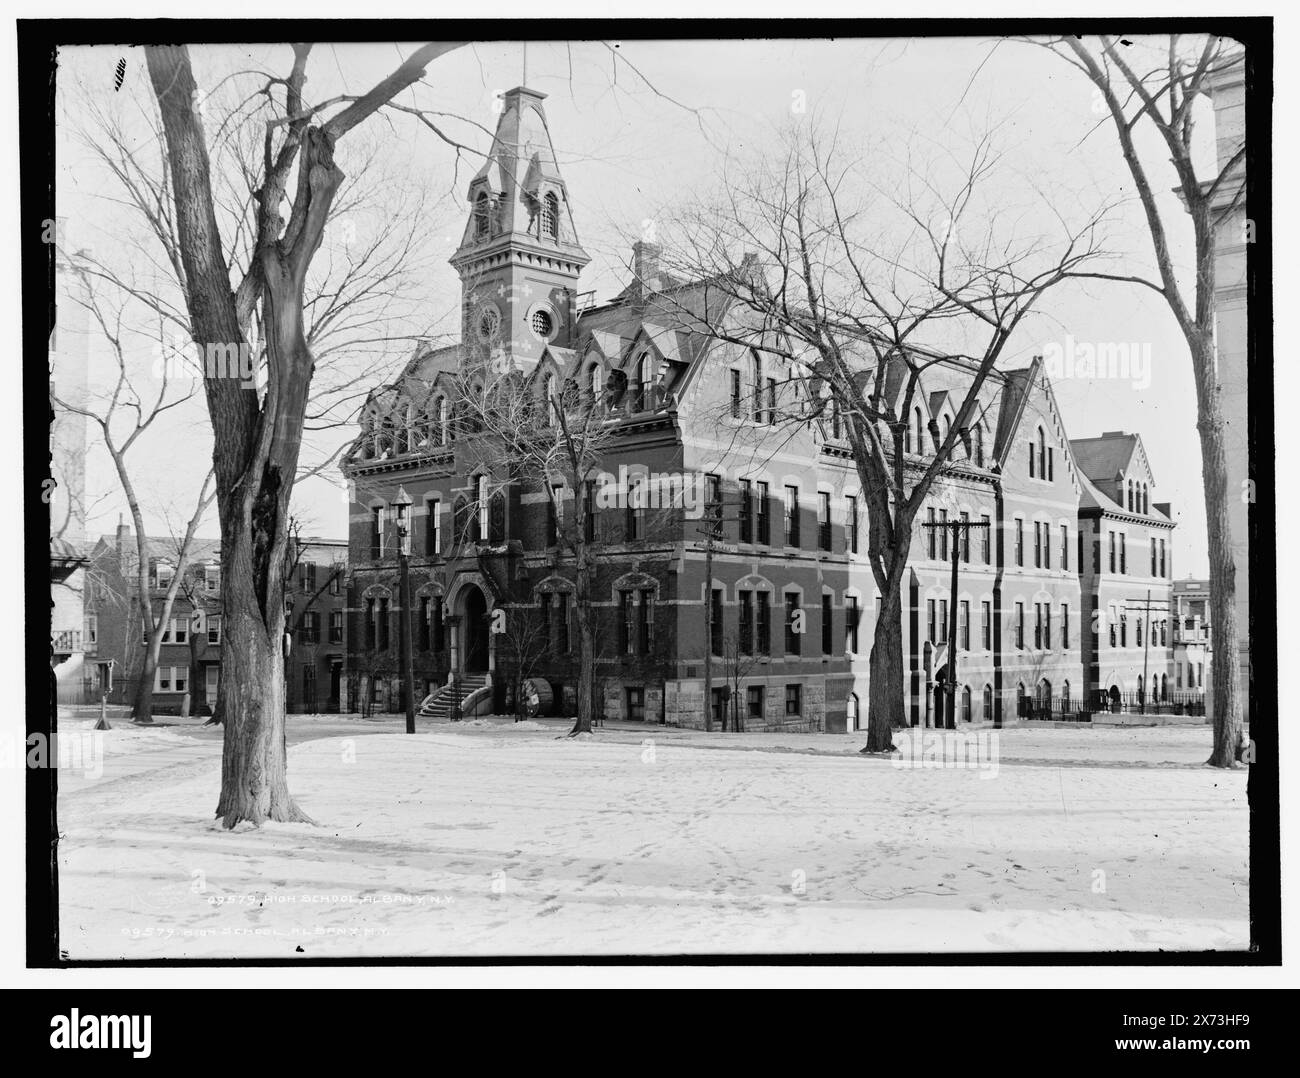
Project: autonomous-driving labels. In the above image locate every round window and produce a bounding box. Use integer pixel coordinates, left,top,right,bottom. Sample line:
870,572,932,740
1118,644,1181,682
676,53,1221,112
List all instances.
530,309,554,338
477,306,501,342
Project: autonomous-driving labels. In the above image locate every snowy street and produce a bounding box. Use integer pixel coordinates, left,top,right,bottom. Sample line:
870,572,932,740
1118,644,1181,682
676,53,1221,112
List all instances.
56,718,1249,958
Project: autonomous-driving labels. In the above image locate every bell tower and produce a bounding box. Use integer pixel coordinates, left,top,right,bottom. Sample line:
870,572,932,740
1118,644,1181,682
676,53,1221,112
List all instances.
449,86,590,375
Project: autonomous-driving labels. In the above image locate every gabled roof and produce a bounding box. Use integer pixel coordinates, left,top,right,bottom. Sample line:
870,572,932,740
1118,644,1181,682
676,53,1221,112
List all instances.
1070,432,1140,485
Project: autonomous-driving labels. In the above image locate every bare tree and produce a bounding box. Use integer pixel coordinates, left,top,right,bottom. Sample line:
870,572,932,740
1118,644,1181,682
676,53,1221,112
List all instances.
137,42,468,825
661,121,1114,752
450,358,629,737
51,267,216,722
1025,34,1247,769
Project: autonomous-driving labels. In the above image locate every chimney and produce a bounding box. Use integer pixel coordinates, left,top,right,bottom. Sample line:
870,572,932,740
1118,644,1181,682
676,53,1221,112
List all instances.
632,240,662,301
116,514,130,564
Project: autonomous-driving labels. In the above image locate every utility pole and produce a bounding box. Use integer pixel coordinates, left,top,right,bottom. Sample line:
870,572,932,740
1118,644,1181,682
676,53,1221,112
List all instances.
393,486,416,734
922,516,990,729
698,497,742,733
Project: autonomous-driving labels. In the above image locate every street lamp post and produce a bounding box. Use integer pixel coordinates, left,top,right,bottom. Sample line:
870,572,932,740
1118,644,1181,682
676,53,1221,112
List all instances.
393,486,416,735
921,517,990,729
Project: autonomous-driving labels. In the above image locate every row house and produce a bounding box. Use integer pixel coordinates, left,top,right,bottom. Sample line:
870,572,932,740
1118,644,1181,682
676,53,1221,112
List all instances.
84,524,348,716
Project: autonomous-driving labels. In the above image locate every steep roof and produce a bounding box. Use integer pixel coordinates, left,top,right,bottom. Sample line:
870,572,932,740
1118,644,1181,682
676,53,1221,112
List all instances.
1070,432,1139,485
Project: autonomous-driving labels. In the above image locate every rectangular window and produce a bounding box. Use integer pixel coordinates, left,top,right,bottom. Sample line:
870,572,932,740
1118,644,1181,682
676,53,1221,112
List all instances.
1108,531,1116,573
620,591,634,655
747,685,764,721
539,593,552,654
706,474,723,537
1044,605,1051,650
980,513,991,564
1151,537,1157,576
1034,521,1042,568
785,486,800,547
371,507,384,559
846,595,860,654
821,594,832,655
426,499,441,555
960,511,970,563
1015,520,1023,567
927,507,937,560
638,590,653,655
784,593,801,655
432,596,445,651
757,592,771,655
558,594,571,654
846,495,859,554
740,591,754,656
1119,533,1127,575
981,601,991,651
767,378,777,425
1176,663,1183,689
959,600,969,651
1048,447,1055,482
300,561,317,592
204,564,220,592
1160,538,1167,577
710,588,724,657
818,491,832,551
739,480,753,543
1062,603,1070,649
329,609,343,646
937,599,948,645
756,482,770,545
1028,441,1035,478
365,598,376,650
172,618,188,645
207,615,222,645
939,510,948,560
927,598,937,644
1043,523,1051,569
626,485,645,542
730,368,742,419
329,569,341,596
1015,601,1024,650
1061,524,1069,571
377,598,390,652
785,684,802,717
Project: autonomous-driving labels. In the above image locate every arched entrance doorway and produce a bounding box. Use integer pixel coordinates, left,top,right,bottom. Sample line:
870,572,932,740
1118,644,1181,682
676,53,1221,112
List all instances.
462,585,490,674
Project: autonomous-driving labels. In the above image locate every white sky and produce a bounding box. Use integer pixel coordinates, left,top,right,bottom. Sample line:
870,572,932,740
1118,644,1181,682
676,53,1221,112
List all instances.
56,36,1230,575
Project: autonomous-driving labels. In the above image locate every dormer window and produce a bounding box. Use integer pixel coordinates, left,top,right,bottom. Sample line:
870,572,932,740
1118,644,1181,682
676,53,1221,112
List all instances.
542,192,559,239
474,193,491,239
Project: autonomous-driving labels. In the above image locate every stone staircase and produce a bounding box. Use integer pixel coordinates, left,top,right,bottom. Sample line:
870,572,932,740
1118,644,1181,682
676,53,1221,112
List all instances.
418,674,489,721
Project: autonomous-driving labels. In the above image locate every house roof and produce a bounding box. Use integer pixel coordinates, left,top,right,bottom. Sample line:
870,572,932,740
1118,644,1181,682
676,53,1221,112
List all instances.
1070,432,1139,485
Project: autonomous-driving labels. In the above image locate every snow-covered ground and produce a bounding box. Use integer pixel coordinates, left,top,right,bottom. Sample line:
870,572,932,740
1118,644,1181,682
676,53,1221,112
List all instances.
56,720,1249,958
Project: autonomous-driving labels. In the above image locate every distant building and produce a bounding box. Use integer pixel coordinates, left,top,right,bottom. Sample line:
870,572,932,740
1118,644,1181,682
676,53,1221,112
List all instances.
1172,577,1212,699
84,525,348,715
1071,432,1177,709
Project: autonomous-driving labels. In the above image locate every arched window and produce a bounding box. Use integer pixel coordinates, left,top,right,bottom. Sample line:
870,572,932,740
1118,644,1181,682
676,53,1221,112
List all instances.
1160,673,1168,701
1017,682,1028,718
437,397,449,444
914,408,924,454
588,363,602,406
846,692,859,732
983,684,993,723
474,192,490,239
961,685,972,724
1061,679,1071,712
543,374,557,426
1127,480,1134,512
488,490,507,544
1136,673,1145,706
1036,679,1052,715
1142,483,1149,514
1136,618,1143,647
1037,427,1047,480
542,192,559,239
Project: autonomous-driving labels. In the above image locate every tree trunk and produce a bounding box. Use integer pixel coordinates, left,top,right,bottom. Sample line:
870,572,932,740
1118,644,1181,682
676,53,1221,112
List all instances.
863,585,906,753
570,604,595,735
1189,333,1245,767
